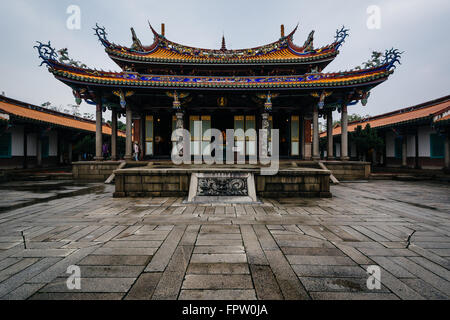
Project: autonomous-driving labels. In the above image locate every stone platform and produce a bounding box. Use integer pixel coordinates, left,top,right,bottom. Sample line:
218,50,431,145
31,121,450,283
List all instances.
113,164,331,199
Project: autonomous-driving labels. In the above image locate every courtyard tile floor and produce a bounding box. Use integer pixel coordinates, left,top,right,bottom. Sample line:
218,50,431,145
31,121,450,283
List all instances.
0,180,449,300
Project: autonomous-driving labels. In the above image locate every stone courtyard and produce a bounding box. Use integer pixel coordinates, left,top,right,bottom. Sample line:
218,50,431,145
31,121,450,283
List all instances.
0,179,449,300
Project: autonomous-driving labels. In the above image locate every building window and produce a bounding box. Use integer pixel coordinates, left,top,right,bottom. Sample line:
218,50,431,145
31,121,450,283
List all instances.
0,132,11,158
430,133,445,159
291,116,300,156
145,116,154,156
189,115,211,156
41,136,49,158
394,137,402,159
234,115,256,156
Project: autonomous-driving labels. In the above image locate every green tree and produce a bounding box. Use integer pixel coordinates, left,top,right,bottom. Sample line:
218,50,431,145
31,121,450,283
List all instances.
333,113,370,127
351,124,384,161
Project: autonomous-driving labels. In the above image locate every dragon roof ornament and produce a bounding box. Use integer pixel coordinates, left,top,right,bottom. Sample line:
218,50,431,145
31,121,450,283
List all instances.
383,48,403,71
94,23,110,47
34,41,58,67
334,26,349,50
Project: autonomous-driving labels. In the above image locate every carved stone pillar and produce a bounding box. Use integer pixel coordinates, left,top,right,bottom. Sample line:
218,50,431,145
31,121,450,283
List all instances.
312,105,320,160
261,112,270,157
175,111,185,157
124,104,133,160
340,104,349,161
111,108,118,161
94,100,104,161
326,109,334,160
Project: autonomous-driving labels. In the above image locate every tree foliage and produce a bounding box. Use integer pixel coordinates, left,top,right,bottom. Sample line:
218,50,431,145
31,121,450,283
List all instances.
351,124,384,160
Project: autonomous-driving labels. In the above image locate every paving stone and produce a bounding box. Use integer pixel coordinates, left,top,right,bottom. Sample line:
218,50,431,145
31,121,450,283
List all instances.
29,292,125,300
241,225,268,266
299,277,390,293
40,277,136,293
2,283,45,300
264,250,310,300
179,289,257,300
145,225,186,272
152,245,193,300
102,240,162,248
190,254,247,264
187,263,250,275
280,247,345,256
93,247,158,256
182,275,253,290
309,292,399,300
193,246,245,254
250,265,283,300
292,265,367,278
12,249,75,258
125,273,162,300
286,255,356,266
78,255,151,266
79,265,144,278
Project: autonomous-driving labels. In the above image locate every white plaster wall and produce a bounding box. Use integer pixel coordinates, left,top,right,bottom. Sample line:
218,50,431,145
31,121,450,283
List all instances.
27,133,37,156
385,131,395,157
418,126,434,157
10,126,24,156
407,135,416,157
48,131,58,156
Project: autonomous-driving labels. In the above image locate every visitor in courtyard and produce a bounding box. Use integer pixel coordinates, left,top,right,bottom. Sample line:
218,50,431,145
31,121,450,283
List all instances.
133,142,139,161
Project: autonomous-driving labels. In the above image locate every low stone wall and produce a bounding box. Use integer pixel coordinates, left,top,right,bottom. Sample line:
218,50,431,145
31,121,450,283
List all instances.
72,161,122,181
255,169,331,198
113,167,331,198
321,161,371,180
114,168,190,197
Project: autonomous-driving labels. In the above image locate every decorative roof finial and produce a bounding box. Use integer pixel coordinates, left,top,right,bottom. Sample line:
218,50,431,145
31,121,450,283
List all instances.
161,23,165,37
281,25,285,38
221,34,227,51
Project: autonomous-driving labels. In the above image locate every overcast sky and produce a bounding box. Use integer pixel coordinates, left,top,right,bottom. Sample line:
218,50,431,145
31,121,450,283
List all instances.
0,0,449,120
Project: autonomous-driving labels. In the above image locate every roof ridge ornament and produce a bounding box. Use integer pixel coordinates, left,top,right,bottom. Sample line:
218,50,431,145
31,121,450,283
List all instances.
383,48,403,71
34,41,58,67
334,26,349,50
94,23,109,47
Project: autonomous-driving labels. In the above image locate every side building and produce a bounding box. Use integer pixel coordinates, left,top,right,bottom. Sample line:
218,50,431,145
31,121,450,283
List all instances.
0,95,125,169
322,95,450,170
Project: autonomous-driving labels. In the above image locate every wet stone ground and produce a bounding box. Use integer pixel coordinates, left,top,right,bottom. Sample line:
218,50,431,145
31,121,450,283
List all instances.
0,180,449,300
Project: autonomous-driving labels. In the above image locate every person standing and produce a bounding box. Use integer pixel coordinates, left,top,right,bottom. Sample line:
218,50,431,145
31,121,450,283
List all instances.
133,142,139,161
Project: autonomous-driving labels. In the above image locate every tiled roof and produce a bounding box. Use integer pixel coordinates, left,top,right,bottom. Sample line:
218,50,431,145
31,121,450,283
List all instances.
0,97,125,137
50,61,392,90
322,96,450,137
103,25,340,65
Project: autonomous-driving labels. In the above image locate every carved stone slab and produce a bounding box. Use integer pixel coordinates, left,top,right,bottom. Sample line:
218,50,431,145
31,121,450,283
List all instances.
187,172,258,204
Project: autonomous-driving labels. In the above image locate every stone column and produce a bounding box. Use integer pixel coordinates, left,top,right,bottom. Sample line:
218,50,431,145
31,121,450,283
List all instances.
402,135,407,167
414,130,420,169
175,112,184,156
111,108,118,160
340,104,349,161
312,105,320,160
261,112,270,157
124,105,133,160
444,132,449,171
94,100,103,161
326,109,334,160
